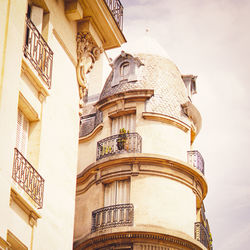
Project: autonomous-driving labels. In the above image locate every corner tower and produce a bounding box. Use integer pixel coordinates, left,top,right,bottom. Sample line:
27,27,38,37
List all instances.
74,45,212,249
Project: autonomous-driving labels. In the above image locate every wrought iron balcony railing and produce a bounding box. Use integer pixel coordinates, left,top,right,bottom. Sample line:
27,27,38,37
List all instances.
104,0,123,30
92,203,134,232
12,148,45,208
96,132,142,160
194,222,210,249
23,16,53,88
187,150,205,175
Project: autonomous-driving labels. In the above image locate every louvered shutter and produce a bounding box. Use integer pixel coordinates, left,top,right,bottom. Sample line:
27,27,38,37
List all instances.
16,109,29,156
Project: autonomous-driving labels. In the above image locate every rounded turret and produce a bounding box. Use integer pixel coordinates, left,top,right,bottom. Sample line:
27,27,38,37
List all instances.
75,43,209,250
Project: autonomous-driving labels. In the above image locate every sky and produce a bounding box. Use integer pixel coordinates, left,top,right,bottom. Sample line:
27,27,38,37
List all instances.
106,0,250,249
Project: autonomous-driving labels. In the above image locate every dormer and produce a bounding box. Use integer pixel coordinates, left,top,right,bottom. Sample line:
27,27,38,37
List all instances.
111,51,143,87
182,75,197,101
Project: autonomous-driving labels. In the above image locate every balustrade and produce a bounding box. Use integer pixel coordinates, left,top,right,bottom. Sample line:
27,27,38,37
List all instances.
12,148,44,208
92,203,134,232
96,132,142,160
104,0,123,30
187,150,205,175
23,16,53,88
194,222,210,249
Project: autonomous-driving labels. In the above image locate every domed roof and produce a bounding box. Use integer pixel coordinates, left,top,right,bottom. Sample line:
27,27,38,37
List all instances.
121,34,171,59
99,50,191,125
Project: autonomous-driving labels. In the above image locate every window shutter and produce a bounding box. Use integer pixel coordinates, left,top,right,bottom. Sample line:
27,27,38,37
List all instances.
16,110,29,156
30,5,44,33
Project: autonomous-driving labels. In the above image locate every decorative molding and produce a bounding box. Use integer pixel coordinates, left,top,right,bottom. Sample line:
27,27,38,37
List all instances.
21,58,50,100
10,188,41,227
74,231,204,250
142,112,190,132
65,0,83,21
76,153,207,200
18,92,39,122
96,89,154,111
76,32,103,113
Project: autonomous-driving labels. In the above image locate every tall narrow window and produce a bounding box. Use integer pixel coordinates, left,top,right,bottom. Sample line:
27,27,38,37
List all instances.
16,109,29,156
112,114,136,135
104,179,130,206
120,62,130,80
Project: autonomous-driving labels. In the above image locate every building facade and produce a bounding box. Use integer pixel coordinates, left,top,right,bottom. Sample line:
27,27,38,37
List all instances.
0,0,125,249
74,47,213,249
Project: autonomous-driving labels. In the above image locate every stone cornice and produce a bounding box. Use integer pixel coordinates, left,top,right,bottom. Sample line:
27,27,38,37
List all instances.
96,89,154,111
74,229,206,250
10,187,41,227
76,153,207,201
142,112,191,132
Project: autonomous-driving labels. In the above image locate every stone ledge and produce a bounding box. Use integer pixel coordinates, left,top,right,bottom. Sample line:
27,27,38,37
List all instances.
10,186,41,227
142,112,191,132
74,228,206,250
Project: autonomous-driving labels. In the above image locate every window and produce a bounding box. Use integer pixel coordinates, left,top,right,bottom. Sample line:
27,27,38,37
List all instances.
112,114,136,135
16,109,29,156
24,3,52,88
104,179,130,206
26,4,49,40
120,62,130,79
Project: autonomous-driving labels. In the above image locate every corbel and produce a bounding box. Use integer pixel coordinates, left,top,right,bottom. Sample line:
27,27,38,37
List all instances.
76,19,103,115
131,162,140,176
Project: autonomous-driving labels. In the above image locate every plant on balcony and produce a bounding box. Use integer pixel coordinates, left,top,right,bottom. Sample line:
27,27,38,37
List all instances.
101,146,112,156
116,128,129,150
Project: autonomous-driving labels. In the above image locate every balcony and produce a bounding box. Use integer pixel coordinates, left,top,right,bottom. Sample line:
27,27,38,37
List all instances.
23,16,53,89
194,222,210,249
96,132,142,160
12,148,45,208
104,0,123,30
91,203,134,232
187,150,205,175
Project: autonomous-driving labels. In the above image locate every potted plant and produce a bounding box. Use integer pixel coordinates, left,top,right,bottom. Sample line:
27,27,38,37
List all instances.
116,128,129,150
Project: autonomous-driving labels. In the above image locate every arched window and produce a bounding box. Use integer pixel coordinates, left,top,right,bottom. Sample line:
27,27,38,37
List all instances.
120,62,130,79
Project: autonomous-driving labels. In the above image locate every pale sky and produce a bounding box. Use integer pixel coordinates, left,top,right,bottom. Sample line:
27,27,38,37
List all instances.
107,0,250,249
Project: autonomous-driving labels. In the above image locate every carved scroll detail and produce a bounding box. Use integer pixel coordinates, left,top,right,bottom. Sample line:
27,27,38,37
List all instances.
76,32,102,111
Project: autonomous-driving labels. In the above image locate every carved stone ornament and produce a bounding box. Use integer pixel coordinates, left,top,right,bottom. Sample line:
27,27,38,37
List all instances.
76,32,102,110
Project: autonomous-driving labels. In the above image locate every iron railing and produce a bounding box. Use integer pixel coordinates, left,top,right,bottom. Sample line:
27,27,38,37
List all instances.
12,148,45,208
96,132,142,160
92,203,134,232
23,16,53,88
104,0,123,30
187,150,205,175
194,222,209,249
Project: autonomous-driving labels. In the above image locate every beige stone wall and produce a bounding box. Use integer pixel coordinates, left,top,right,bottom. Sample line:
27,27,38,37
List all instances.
138,120,190,161
0,0,79,248
74,183,103,241
0,0,27,241
131,175,196,237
